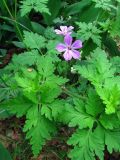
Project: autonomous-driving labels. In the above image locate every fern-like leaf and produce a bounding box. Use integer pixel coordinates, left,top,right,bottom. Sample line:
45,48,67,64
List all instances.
75,48,115,85
105,129,120,153
75,48,120,114
23,31,46,50
23,106,56,156
20,0,50,16
76,22,102,46
0,97,32,117
68,126,104,160
92,0,116,11
60,99,95,129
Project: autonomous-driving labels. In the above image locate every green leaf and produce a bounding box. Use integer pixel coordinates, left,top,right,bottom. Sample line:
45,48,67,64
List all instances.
85,88,104,116
75,48,120,114
0,97,32,117
100,113,120,129
23,31,46,49
41,104,52,120
43,0,61,25
64,0,92,16
15,73,37,92
20,0,50,16
49,100,65,120
12,41,25,48
0,77,18,101
111,56,120,73
45,75,68,86
40,85,61,103
68,126,104,160
0,143,12,160
15,72,39,103
46,39,61,62
97,84,120,114
104,36,120,56
60,100,95,129
76,22,102,46
31,21,45,35
79,4,102,23
0,109,11,119
92,0,116,11
44,27,57,39
23,106,56,156
75,48,115,85
41,100,65,120
37,56,54,77
10,50,40,67
105,129,120,153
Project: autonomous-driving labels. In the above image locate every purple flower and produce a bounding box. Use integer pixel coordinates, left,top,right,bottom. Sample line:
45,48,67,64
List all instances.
56,34,82,61
55,26,74,36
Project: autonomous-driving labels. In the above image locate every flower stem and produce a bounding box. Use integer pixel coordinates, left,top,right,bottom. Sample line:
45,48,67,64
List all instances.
2,0,23,41
2,0,13,19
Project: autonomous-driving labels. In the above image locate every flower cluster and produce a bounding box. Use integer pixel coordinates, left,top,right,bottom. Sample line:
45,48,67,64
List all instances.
55,26,82,61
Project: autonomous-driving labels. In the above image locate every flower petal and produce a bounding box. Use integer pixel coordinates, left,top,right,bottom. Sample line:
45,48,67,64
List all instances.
60,26,67,32
63,50,72,61
68,26,74,31
64,34,72,46
72,50,81,59
72,40,82,49
55,29,62,35
56,43,66,52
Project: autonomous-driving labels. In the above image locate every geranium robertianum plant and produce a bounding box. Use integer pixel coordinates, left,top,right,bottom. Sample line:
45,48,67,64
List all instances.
0,25,120,160
0,0,120,159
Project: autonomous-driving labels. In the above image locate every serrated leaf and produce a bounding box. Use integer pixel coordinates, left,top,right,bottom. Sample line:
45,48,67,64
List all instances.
105,129,120,153
76,22,102,46
0,97,32,117
100,113,120,129
23,31,46,49
41,104,52,120
85,88,104,116
40,85,61,103
49,100,65,120
60,101,95,129
110,56,120,73
92,0,116,11
10,50,40,68
20,0,50,16
75,48,115,85
97,84,120,114
23,106,56,156
75,48,120,114
68,126,104,160
37,56,54,77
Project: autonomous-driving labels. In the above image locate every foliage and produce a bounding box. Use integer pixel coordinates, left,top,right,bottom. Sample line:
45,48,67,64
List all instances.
92,0,116,11
75,48,120,114
59,80,120,160
0,31,68,156
0,0,120,159
20,0,50,16
0,143,12,160
76,22,102,46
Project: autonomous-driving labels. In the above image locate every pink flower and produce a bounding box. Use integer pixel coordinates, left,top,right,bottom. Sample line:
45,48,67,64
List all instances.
56,34,82,61
55,26,74,36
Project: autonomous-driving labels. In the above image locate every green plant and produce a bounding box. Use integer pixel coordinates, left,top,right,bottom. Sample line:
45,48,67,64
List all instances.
58,48,120,160
20,0,50,16
0,0,120,159
76,22,102,47
0,30,68,156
